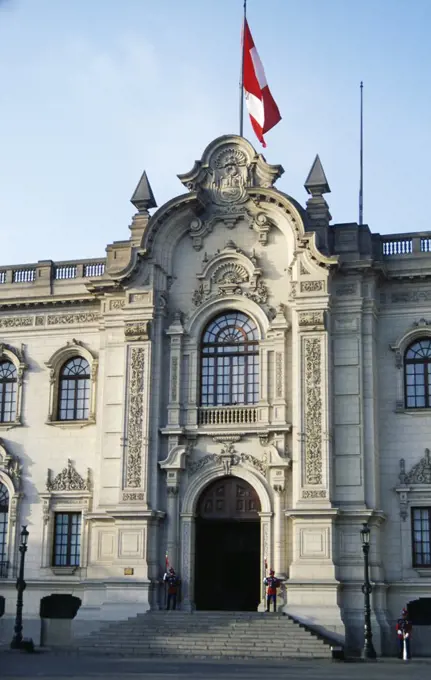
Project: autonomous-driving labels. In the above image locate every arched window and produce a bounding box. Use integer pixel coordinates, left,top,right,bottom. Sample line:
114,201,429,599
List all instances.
200,311,259,406
405,339,431,408
0,482,9,577
0,361,17,423
58,357,90,421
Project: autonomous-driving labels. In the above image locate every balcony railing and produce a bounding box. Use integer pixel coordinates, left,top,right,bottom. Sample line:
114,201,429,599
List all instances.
84,262,105,277
0,560,9,578
0,258,106,286
13,268,36,283
382,238,412,256
198,405,258,426
55,265,77,280
381,234,431,257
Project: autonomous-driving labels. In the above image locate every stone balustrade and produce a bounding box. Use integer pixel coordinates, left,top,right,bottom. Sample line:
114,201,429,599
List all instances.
198,405,258,426
0,259,106,286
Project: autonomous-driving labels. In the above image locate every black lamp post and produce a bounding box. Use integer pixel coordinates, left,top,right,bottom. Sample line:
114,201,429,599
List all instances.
360,522,377,660
10,525,30,650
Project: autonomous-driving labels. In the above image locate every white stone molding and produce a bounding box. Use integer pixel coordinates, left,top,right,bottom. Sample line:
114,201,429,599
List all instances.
180,296,274,431
0,439,23,578
395,449,431,521
45,339,98,427
39,459,92,573
390,322,431,411
0,342,27,430
122,344,148,498
395,449,431,579
192,242,269,309
185,294,269,341
182,456,272,515
166,313,185,428
159,445,190,571
180,463,273,610
261,305,291,425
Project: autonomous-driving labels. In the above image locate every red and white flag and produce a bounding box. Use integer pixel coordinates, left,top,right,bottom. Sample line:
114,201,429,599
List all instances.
242,20,281,147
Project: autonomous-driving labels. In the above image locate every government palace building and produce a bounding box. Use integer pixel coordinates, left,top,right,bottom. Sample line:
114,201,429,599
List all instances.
0,134,431,655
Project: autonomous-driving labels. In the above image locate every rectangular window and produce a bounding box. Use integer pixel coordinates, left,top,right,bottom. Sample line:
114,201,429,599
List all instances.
412,507,431,567
53,512,81,567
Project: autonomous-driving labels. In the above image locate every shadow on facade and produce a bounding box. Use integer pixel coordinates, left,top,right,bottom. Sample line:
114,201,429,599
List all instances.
40,594,81,646
405,598,431,657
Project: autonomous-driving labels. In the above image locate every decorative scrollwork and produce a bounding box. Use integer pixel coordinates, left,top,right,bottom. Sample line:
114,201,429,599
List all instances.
304,338,323,485
46,459,90,492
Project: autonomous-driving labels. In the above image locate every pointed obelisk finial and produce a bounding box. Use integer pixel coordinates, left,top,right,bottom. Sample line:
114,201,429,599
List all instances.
304,154,331,196
130,170,157,213
304,154,331,253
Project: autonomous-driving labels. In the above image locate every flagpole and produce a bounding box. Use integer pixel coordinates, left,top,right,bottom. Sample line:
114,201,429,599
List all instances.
239,0,247,136
359,81,364,226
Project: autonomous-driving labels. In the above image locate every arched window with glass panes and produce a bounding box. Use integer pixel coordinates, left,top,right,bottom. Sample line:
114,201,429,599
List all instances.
405,339,431,408
0,361,17,423
200,311,259,406
0,483,9,578
58,357,91,421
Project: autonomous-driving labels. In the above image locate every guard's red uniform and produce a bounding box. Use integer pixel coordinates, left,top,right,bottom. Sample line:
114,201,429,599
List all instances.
263,570,280,612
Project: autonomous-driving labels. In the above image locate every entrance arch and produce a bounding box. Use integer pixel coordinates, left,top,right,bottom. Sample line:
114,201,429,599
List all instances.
194,476,261,611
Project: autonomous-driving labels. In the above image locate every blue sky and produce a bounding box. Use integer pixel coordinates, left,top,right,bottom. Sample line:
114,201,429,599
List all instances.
0,0,430,265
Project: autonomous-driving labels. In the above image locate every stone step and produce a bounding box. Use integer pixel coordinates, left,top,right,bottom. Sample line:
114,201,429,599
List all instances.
74,611,334,660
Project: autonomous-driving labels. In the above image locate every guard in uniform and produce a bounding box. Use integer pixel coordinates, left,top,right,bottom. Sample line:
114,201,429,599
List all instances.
163,567,180,611
263,569,280,612
396,608,413,659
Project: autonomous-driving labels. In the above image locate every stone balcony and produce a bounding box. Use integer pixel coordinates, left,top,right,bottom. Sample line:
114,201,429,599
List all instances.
198,405,259,426
0,258,106,305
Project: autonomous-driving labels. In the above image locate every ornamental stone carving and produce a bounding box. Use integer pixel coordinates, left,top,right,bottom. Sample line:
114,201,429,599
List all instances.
302,489,327,499
187,448,267,477
298,311,325,329
178,136,283,203
0,316,33,328
46,459,90,492
399,449,431,485
335,284,356,296
300,281,324,293
0,440,22,491
46,312,100,325
125,321,150,342
122,491,146,501
396,450,431,520
125,347,145,488
192,242,269,309
304,338,323,485
275,353,283,398
171,356,179,402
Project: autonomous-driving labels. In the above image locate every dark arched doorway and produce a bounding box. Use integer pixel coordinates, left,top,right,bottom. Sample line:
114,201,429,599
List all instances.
194,476,261,611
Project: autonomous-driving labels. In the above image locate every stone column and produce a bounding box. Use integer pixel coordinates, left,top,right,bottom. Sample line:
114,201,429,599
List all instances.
180,513,195,611
258,511,272,611
166,485,179,571
272,486,284,577
166,313,184,429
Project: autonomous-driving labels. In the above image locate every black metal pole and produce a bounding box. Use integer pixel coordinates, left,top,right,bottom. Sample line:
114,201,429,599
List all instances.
362,537,377,660
10,536,27,649
359,81,364,226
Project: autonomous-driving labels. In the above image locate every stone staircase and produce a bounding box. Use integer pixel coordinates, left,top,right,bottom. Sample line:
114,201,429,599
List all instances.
75,611,336,659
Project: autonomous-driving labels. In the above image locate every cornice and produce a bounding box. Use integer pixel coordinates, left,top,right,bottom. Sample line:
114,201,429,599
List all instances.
0,296,100,311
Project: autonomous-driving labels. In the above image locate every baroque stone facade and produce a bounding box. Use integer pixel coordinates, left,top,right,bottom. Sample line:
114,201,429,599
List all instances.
1,134,431,656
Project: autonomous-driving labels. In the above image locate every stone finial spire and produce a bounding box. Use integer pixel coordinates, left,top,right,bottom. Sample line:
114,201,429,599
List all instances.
304,155,330,196
304,155,331,253
130,171,157,213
